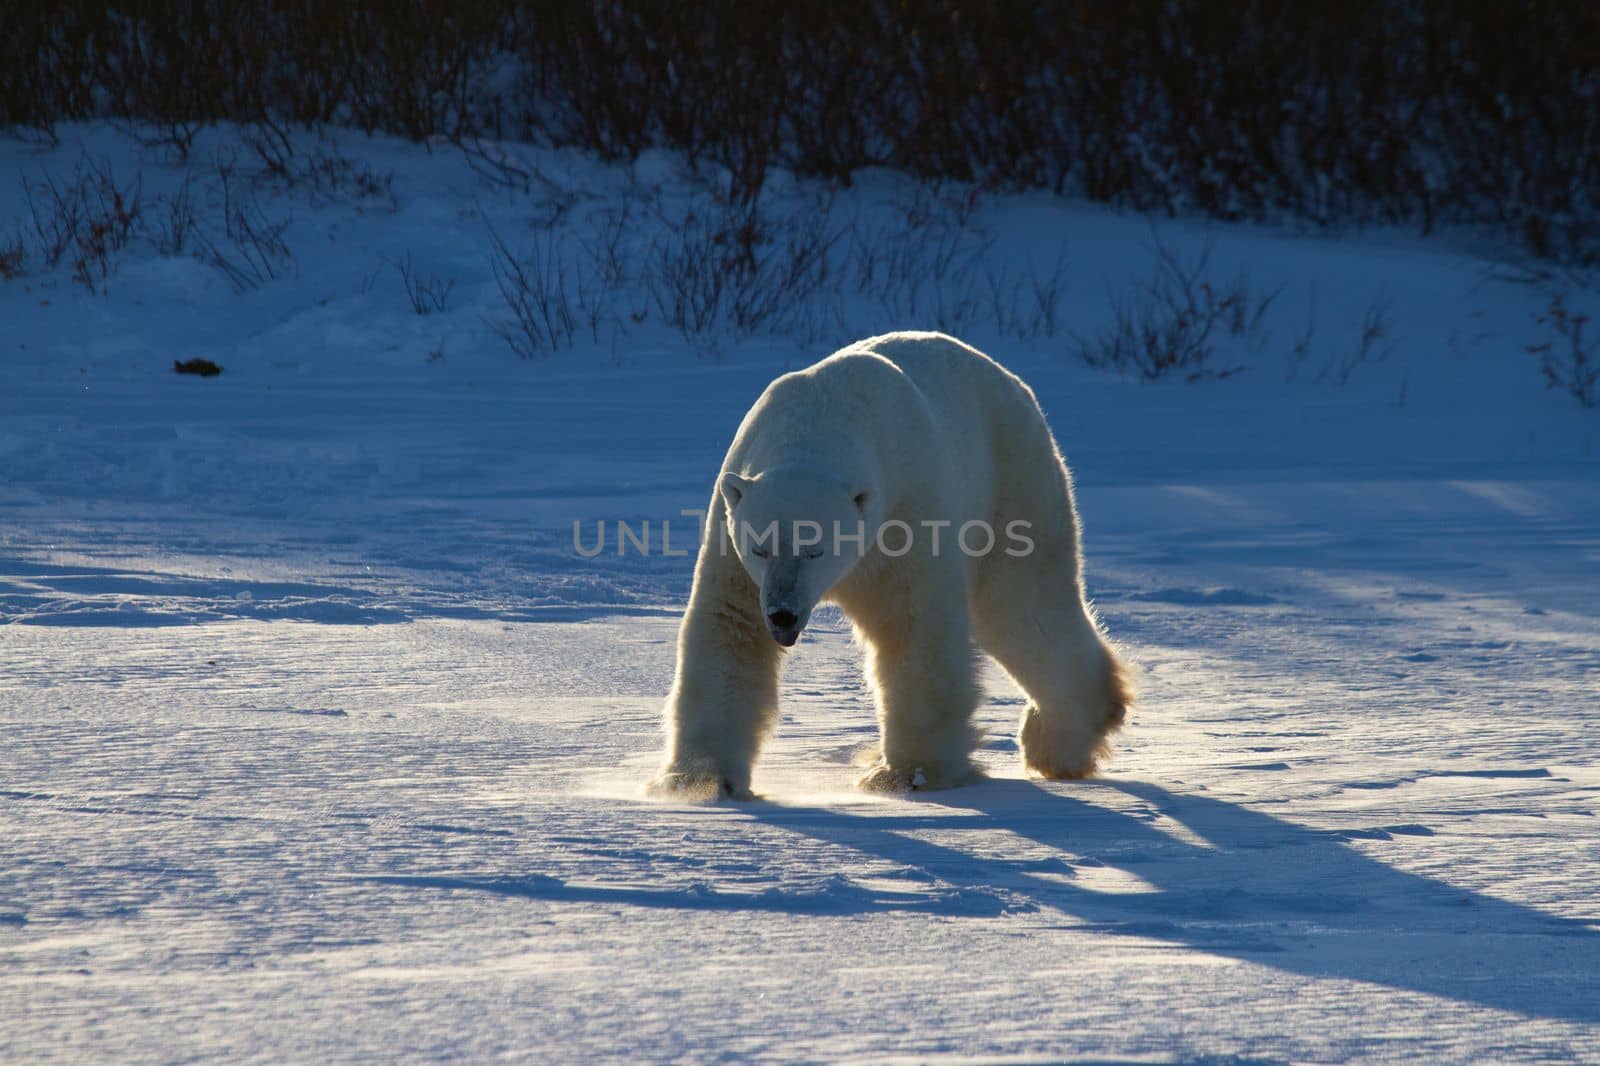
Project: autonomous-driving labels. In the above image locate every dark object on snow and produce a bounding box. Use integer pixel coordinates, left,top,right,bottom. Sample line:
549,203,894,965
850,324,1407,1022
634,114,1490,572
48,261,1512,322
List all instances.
174,358,222,377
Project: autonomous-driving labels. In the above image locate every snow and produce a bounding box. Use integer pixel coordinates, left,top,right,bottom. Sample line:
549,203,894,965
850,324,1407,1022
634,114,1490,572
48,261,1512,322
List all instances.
2,125,1598,1063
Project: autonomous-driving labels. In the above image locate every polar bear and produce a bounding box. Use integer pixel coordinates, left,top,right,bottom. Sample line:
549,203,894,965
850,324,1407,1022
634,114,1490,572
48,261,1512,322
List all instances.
650,332,1131,799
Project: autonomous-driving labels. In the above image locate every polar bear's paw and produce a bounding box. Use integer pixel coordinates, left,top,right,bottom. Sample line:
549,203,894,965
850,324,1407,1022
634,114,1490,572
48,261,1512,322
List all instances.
856,761,980,793
1018,704,1112,780
856,763,922,793
647,769,749,803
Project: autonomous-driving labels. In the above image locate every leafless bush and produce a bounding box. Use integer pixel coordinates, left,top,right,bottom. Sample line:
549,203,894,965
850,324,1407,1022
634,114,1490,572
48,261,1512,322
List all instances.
453,135,576,203
572,258,630,346
237,123,398,208
615,175,991,342
1322,295,1394,385
150,172,196,255
567,195,649,343
891,180,989,235
12,123,61,149
579,202,636,287
192,207,292,293
984,247,1069,340
192,153,293,291
643,208,726,340
11,154,219,285
1074,237,1276,381
1287,295,1319,382
391,252,454,315
456,135,590,229
127,119,205,163
487,223,577,357
0,231,25,279
455,134,532,191
71,175,142,290
641,190,840,344
1527,290,1598,407
295,144,396,208
844,217,990,329
731,206,840,335
239,118,297,181
20,172,83,265
18,155,144,290
857,180,992,328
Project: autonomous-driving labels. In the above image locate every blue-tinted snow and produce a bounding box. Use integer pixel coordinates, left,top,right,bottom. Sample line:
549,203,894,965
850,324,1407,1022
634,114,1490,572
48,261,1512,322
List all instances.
1,125,1597,1063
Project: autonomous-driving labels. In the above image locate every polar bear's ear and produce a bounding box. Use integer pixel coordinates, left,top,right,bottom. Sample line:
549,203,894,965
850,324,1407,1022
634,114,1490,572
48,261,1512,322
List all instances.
852,490,869,513
721,472,752,508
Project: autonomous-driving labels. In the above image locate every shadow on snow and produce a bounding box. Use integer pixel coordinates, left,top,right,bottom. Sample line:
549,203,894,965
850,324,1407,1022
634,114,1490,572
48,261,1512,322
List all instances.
375,777,1599,1024
0,559,675,626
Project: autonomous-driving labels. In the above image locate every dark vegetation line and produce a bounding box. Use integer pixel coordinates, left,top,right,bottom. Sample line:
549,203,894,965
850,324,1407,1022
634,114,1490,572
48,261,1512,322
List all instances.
5,2,1598,262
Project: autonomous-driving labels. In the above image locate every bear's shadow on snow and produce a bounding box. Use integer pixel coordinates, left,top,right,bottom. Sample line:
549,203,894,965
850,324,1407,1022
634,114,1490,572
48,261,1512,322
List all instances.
371,778,1599,1022
738,779,1600,1024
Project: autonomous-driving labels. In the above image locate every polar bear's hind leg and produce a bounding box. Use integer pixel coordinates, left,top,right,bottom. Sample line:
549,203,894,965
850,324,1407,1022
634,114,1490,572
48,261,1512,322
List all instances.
972,548,1132,779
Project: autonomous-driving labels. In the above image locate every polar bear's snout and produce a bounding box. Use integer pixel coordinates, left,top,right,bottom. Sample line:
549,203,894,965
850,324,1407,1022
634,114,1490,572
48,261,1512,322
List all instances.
760,557,811,646
765,605,803,647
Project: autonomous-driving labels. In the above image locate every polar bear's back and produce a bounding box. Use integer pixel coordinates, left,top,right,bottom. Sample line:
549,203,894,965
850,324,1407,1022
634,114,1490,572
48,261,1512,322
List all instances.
728,331,1068,528
854,331,1042,423
850,331,1066,521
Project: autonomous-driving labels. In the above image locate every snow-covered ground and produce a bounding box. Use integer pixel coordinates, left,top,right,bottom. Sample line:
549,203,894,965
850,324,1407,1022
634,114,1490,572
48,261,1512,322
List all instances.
2,126,1597,1063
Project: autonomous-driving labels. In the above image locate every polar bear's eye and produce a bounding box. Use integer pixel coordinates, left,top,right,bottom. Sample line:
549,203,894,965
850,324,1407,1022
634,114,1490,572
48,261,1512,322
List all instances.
750,546,772,559
802,548,824,560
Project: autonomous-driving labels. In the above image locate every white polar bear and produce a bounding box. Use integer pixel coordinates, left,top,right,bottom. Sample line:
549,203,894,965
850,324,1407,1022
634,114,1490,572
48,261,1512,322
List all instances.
650,332,1131,799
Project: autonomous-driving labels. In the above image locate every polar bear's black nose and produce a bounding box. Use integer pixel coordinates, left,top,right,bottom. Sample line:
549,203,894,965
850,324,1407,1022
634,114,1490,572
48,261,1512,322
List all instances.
767,607,798,629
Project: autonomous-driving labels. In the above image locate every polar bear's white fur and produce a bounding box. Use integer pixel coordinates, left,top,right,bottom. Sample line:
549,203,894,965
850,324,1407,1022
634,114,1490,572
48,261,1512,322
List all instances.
651,332,1131,799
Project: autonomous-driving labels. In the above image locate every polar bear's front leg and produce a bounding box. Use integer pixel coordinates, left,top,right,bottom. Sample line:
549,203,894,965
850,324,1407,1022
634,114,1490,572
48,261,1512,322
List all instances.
650,544,783,801
842,556,982,791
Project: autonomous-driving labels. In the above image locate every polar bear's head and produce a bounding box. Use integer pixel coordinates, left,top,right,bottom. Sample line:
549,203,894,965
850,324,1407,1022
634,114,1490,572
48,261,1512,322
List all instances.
720,467,877,647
